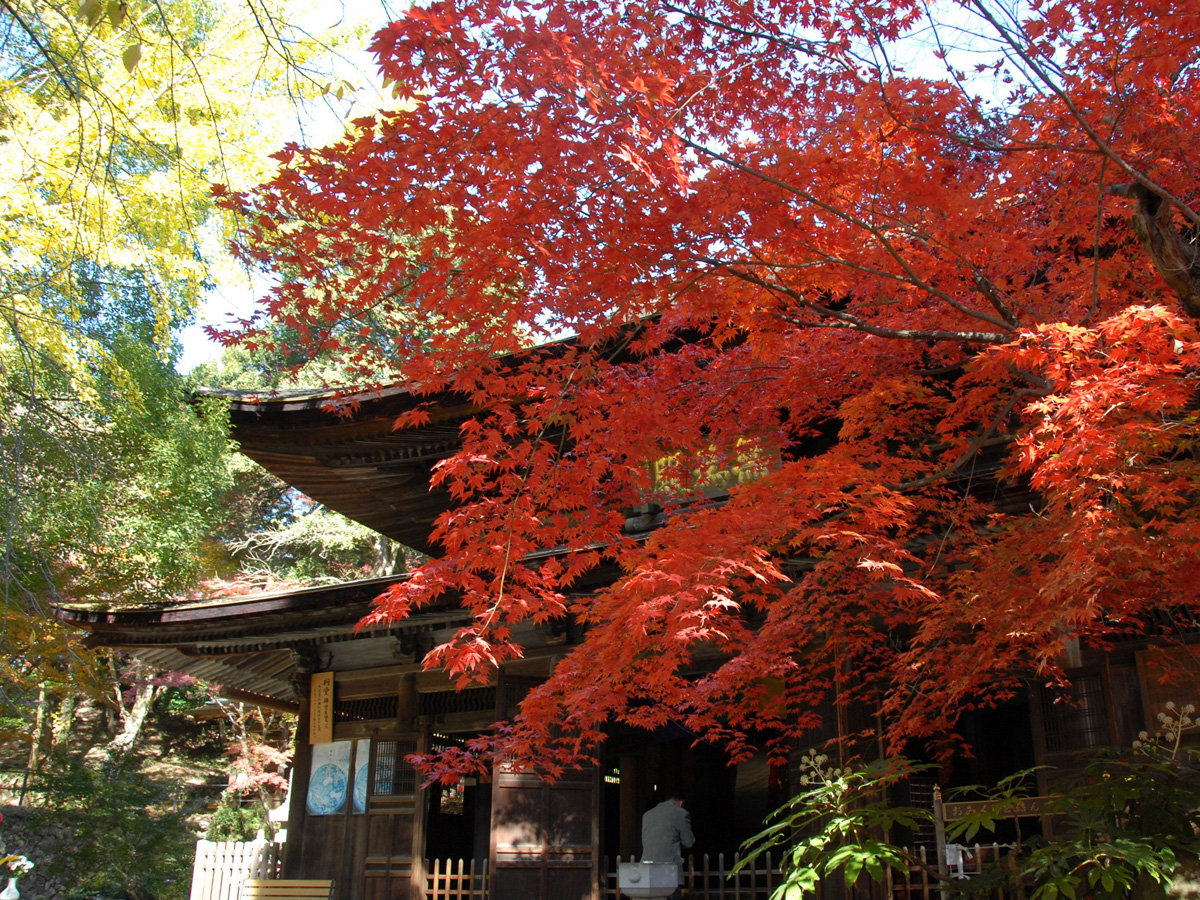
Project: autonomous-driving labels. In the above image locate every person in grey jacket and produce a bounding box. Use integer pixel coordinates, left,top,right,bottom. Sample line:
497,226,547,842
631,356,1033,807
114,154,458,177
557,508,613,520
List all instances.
641,794,695,900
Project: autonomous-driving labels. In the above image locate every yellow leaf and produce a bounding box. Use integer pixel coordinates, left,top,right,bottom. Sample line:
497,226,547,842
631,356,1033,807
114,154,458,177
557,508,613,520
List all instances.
107,1,126,28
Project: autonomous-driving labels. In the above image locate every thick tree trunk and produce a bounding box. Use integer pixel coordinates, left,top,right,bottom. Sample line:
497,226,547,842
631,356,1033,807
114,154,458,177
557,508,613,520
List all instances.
102,681,161,761
371,534,407,577
1111,183,1200,317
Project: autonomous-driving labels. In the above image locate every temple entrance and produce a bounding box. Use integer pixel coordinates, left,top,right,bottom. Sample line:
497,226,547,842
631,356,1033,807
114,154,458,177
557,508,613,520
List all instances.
601,725,785,865
424,776,491,862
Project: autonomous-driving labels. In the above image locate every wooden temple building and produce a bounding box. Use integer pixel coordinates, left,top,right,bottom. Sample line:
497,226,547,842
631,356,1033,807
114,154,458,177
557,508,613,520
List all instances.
55,380,1200,900
55,382,784,900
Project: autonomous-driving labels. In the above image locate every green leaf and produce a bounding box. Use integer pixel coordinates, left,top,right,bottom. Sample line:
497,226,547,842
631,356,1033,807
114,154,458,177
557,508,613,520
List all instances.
107,1,126,27
842,855,863,885
865,856,883,881
78,0,103,25
122,42,142,73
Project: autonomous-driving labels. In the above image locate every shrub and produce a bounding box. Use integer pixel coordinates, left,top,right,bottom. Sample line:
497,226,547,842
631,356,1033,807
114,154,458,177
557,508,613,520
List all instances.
37,752,195,900
740,708,1200,900
204,798,270,843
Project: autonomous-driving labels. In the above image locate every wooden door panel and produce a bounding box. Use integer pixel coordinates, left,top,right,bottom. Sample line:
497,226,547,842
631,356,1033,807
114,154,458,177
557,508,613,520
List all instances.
492,868,542,899
546,869,597,900
297,816,346,881
365,804,415,853
360,736,422,900
548,784,593,849
491,765,598,900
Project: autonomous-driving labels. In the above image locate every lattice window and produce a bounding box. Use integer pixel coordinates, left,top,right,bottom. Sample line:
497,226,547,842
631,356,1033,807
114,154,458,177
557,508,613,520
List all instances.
373,739,418,796
907,777,939,852
418,687,495,717
1041,674,1108,753
500,678,536,718
335,695,399,723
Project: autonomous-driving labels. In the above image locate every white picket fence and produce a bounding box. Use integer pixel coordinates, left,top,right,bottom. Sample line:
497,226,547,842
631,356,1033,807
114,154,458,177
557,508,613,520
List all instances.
190,834,284,900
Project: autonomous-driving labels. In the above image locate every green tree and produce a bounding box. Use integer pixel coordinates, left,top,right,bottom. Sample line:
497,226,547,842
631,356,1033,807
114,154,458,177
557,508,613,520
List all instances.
0,0,356,557
1,279,235,762
37,750,197,900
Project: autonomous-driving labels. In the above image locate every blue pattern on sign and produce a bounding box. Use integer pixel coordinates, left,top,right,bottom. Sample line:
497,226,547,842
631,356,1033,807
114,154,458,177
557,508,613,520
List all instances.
307,763,348,815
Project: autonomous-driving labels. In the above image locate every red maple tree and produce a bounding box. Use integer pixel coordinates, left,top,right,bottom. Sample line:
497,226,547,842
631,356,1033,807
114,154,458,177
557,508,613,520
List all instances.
218,0,1200,777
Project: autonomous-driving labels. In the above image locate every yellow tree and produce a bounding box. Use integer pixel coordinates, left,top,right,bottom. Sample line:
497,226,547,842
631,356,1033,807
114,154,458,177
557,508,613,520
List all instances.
0,0,360,379
0,0,370,760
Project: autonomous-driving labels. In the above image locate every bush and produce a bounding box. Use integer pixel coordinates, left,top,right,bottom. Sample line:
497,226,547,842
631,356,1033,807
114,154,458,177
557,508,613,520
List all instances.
205,798,269,842
37,752,195,900
740,707,1200,900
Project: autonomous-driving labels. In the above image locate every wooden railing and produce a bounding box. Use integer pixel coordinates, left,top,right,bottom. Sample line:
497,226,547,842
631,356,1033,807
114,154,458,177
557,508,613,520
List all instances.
191,843,1013,900
601,844,1014,900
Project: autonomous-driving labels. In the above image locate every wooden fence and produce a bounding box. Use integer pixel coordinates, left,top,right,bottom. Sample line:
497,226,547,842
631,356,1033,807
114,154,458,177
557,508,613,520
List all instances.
425,858,490,900
601,844,1013,900
894,843,1016,900
190,835,284,900
423,853,785,900
603,853,785,899
191,844,1012,900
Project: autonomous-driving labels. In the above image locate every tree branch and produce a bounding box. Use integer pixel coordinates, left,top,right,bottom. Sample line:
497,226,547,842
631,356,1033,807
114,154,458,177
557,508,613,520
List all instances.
0,0,80,99
1107,182,1200,316
710,260,1012,344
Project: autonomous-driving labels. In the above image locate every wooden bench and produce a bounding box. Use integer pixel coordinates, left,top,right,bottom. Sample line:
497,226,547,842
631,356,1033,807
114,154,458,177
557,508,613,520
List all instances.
241,880,334,900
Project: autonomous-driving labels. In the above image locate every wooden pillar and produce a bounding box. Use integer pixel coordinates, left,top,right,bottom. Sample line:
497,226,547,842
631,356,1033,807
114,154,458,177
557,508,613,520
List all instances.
410,722,431,900
283,693,313,879
400,673,423,900
619,752,640,859
398,673,417,732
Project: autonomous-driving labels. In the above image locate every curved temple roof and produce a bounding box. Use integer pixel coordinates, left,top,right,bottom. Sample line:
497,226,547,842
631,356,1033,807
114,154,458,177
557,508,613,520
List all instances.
213,382,479,556
55,575,474,708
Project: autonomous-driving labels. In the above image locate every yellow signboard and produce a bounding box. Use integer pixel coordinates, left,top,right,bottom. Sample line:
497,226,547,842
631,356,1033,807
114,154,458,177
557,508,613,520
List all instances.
310,671,334,744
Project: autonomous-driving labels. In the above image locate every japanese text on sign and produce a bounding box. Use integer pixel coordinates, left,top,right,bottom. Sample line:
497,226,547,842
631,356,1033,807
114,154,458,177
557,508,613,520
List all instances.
310,671,334,744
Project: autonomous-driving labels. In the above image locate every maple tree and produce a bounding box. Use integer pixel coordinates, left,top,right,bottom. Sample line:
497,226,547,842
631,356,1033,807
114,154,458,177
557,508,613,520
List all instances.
225,0,1200,775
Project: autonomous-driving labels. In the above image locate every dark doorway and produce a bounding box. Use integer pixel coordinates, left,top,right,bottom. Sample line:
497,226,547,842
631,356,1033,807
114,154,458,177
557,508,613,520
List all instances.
601,725,784,863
